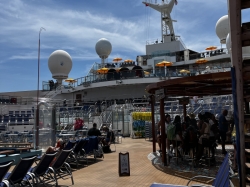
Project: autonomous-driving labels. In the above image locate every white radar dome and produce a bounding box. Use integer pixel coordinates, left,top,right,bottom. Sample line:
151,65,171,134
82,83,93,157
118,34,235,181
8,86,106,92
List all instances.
95,38,112,59
226,33,250,59
48,50,72,84
215,15,229,44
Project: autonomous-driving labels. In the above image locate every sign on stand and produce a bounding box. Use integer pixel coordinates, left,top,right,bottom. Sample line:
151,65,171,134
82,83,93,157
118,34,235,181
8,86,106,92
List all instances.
119,152,130,176
155,88,165,101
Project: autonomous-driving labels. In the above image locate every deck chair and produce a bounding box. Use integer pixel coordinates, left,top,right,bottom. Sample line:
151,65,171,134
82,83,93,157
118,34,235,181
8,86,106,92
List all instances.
67,138,88,168
150,154,231,187
3,156,37,187
64,140,77,150
28,152,57,186
187,153,230,187
83,136,100,162
0,161,13,187
44,149,74,187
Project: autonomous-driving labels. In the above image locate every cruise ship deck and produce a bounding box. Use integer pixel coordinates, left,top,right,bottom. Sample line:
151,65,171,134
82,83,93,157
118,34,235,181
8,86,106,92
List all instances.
54,138,192,187
8,137,235,187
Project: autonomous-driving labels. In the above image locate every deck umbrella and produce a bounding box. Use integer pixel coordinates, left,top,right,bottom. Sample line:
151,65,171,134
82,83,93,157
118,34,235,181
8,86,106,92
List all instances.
205,46,217,51
113,57,122,63
179,69,190,73
97,67,109,74
124,59,133,63
196,58,208,64
64,78,76,83
156,61,173,76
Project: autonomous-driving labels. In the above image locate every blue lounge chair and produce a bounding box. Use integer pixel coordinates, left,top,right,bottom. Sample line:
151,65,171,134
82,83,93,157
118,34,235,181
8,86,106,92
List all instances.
64,140,76,150
187,153,230,187
3,156,37,186
67,138,88,168
0,161,13,187
28,152,57,186
83,136,100,161
44,149,73,187
150,153,231,187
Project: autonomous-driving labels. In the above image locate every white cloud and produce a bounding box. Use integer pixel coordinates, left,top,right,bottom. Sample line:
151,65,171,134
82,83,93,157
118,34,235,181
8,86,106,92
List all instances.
0,0,249,92
0,0,146,63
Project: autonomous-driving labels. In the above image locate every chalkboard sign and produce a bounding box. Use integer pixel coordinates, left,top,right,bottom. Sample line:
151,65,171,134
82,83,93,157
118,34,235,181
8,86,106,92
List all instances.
119,152,130,176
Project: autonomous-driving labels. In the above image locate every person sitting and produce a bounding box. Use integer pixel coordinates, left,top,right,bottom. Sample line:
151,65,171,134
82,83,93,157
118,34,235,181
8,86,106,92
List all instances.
102,126,114,146
46,138,65,153
87,123,101,136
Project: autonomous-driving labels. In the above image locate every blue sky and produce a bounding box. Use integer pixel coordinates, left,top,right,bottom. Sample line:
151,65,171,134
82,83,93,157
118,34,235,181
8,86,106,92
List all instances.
0,0,238,92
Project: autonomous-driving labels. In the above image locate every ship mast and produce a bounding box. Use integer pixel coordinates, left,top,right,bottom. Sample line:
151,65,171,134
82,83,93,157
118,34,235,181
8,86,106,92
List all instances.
143,0,176,43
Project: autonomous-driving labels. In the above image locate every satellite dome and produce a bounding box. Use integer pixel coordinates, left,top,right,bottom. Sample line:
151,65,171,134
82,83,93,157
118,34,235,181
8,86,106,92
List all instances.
48,50,72,83
215,15,229,44
95,38,112,59
226,33,231,53
226,33,250,59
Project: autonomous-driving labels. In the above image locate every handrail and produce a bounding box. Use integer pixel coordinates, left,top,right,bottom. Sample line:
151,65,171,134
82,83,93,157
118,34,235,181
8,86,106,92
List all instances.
42,60,231,91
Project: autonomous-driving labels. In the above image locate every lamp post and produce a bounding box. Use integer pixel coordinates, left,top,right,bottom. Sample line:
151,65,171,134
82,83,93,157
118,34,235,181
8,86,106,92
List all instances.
36,27,46,149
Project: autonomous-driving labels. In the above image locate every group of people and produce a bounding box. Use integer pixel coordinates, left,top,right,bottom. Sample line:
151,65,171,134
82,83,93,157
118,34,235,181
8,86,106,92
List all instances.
48,80,58,91
156,109,236,168
87,123,114,146
46,122,113,155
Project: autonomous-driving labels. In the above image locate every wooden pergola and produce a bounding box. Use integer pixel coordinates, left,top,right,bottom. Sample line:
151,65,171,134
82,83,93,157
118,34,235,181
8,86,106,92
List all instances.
146,71,232,96
145,71,233,166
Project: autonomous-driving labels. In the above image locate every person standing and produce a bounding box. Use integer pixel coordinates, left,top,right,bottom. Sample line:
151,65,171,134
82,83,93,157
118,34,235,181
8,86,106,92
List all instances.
219,109,229,154
165,114,172,155
156,120,162,152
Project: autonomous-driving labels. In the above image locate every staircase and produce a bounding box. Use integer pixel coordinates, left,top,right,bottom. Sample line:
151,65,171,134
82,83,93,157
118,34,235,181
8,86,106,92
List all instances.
97,106,113,129
43,85,64,99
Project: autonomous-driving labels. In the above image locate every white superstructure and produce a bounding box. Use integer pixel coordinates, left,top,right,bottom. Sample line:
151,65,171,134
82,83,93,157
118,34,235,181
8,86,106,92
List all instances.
0,1,247,134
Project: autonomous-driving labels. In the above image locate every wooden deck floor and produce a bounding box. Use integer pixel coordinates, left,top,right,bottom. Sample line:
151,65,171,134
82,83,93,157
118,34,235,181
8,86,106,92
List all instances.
57,138,198,187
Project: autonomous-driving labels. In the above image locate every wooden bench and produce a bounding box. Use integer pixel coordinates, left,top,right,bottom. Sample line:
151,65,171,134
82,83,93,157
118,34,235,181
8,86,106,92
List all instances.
0,150,15,156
